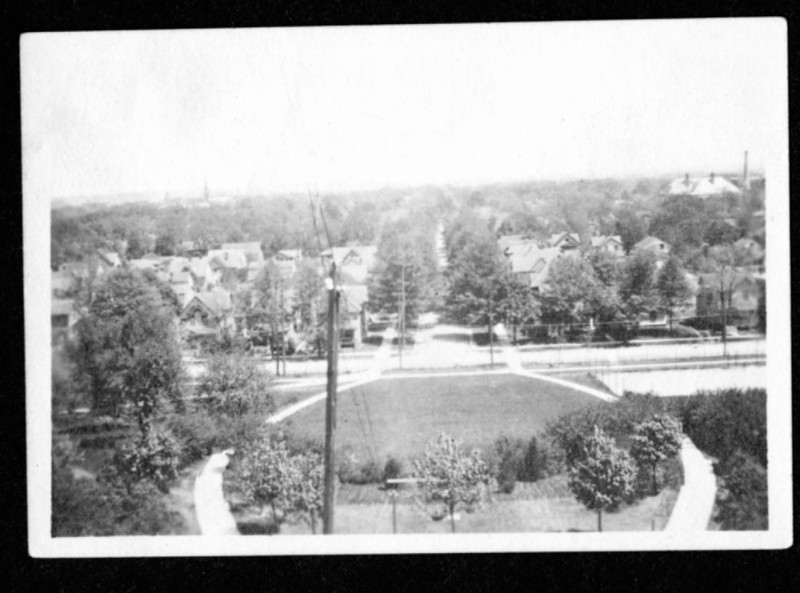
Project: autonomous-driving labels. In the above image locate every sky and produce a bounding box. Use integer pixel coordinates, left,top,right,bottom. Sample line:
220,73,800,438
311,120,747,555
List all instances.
21,19,786,203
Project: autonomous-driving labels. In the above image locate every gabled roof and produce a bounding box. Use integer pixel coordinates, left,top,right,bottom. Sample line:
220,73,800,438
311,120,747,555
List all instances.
507,246,562,288
276,249,302,261
549,232,581,249
184,287,233,317
634,236,670,252
591,235,623,248
208,249,248,270
127,258,159,271
221,242,264,263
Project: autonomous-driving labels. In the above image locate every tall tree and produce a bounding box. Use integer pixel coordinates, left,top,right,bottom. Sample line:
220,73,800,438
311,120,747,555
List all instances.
619,250,658,323
541,256,618,331
73,268,184,431
369,215,439,322
656,256,692,330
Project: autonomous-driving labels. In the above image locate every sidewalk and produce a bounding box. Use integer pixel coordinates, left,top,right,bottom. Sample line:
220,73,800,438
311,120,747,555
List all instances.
665,437,717,531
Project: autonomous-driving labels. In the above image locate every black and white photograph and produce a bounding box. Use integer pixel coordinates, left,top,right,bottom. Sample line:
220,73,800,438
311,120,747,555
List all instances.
23,19,791,556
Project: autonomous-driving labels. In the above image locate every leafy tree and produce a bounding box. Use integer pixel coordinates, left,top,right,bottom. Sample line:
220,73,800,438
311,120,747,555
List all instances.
619,250,658,323
369,215,439,322
197,352,275,417
541,256,618,331
445,220,510,337
629,415,682,495
72,268,184,428
567,426,637,531
615,208,646,254
237,436,296,527
495,274,540,344
656,256,692,330
294,259,324,333
413,432,493,533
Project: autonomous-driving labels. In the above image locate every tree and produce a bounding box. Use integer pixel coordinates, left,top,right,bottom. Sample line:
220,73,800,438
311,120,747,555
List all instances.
413,433,493,533
567,426,637,532
629,415,682,495
197,352,275,417
72,268,184,430
656,256,692,330
237,436,296,527
541,256,617,333
615,208,646,254
287,450,325,534
369,215,439,322
495,274,540,344
619,250,658,323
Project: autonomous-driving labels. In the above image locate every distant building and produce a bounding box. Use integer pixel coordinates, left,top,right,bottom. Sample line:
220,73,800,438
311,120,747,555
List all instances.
52,298,79,346
221,242,265,264
666,173,742,197
181,287,235,336
634,236,671,257
504,244,563,293
322,245,377,286
696,270,764,329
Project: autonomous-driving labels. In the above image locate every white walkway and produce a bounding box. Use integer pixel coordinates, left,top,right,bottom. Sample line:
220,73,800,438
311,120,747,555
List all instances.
194,450,239,536
665,437,717,531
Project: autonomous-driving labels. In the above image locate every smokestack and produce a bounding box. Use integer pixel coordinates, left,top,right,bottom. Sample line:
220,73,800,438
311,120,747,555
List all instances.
743,151,751,190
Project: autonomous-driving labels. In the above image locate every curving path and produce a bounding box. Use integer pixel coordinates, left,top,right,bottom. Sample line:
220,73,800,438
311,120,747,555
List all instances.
194,449,239,535
665,437,717,531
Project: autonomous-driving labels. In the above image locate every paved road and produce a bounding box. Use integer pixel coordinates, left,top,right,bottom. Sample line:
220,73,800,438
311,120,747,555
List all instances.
194,449,239,536
666,437,717,531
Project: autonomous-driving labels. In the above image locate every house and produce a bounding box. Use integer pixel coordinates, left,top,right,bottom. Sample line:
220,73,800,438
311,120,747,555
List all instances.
591,235,624,255
549,232,582,252
667,173,742,197
505,245,563,293
634,236,671,256
734,237,765,266
51,270,77,297
322,245,378,286
97,249,122,272
52,298,79,346
339,283,369,345
221,242,264,264
181,287,235,336
208,249,249,270
695,270,764,328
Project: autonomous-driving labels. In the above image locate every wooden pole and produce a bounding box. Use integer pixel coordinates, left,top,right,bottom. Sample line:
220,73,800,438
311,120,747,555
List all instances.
280,277,286,376
488,285,494,367
323,262,339,535
400,264,405,370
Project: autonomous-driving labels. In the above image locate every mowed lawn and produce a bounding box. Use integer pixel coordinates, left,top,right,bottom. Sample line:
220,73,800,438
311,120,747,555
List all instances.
282,373,604,462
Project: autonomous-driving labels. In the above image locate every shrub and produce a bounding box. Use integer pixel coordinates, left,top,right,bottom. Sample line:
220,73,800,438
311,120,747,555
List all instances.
677,388,766,466
629,414,682,495
382,456,404,486
52,436,184,536
713,450,768,530
491,435,526,493
165,407,222,466
519,435,549,482
336,447,383,484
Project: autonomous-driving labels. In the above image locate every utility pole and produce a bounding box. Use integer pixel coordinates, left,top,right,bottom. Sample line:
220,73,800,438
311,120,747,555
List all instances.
322,262,339,535
488,281,494,367
280,277,286,377
400,264,406,370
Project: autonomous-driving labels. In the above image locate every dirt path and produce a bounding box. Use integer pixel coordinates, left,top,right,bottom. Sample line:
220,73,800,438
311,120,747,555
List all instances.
665,437,717,531
194,450,239,535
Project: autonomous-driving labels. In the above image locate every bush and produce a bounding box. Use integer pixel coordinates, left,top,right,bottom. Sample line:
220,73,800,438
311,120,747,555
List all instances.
519,435,549,482
713,450,768,530
676,388,766,466
165,407,222,466
336,447,383,484
491,435,526,493
52,436,184,536
382,457,404,485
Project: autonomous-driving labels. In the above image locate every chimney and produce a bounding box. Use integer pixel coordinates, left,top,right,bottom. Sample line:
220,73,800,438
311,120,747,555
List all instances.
743,151,751,190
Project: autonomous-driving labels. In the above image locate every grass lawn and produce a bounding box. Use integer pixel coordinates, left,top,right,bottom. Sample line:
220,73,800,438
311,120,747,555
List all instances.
282,373,603,463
